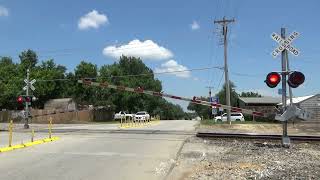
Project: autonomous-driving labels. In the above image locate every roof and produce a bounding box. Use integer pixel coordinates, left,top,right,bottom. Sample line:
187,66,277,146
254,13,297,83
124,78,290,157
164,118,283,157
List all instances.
278,95,317,105
46,98,73,103
44,98,75,110
239,97,282,104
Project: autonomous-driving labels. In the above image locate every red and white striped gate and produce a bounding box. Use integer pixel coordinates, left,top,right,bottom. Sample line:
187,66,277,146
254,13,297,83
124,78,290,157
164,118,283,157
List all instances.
78,79,265,117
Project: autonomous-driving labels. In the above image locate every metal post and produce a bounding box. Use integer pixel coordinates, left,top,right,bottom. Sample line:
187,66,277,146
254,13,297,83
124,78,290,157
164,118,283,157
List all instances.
24,69,30,129
286,49,295,127
281,28,290,147
48,117,52,139
8,120,13,147
31,129,35,142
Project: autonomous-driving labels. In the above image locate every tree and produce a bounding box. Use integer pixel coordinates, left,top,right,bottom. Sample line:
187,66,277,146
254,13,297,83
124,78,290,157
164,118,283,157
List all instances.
187,97,211,119
239,91,262,97
0,52,186,120
98,56,184,119
73,61,98,105
0,57,21,109
75,61,98,79
31,59,67,108
19,49,38,71
216,81,238,107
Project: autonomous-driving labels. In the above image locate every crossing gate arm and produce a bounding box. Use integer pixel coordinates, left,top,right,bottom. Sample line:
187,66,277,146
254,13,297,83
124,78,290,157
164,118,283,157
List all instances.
78,79,265,117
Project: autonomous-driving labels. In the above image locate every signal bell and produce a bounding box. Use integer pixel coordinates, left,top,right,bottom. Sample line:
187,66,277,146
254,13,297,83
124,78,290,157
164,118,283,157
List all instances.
265,72,281,88
288,71,305,88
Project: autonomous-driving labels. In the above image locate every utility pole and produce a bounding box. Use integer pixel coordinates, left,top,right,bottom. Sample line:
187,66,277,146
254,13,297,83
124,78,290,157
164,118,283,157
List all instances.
206,86,214,100
214,17,235,124
24,69,30,129
206,86,214,118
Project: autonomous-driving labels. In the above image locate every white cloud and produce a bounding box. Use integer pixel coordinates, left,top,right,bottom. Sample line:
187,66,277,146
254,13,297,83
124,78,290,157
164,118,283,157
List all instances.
103,39,173,60
155,60,191,78
190,21,200,30
0,6,9,17
78,10,108,30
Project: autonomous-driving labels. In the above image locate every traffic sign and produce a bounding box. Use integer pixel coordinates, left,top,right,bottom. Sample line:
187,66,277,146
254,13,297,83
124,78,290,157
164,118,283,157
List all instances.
30,79,36,84
212,108,217,115
23,79,36,91
271,31,300,58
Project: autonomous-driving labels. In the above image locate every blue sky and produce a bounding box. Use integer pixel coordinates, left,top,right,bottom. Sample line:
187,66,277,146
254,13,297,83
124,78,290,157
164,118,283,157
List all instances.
0,0,319,110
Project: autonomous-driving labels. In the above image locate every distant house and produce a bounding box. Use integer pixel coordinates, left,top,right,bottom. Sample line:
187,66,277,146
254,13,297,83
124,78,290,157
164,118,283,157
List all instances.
44,98,77,111
238,97,282,117
278,94,320,121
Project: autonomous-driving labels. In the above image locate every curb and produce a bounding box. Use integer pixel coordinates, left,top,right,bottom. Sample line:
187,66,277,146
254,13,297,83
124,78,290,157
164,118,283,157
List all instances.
0,137,60,153
119,121,160,129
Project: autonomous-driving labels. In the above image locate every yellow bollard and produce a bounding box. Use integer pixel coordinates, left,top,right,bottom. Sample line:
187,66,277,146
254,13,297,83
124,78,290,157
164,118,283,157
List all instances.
131,116,134,127
8,120,13,147
48,117,52,139
31,129,35,142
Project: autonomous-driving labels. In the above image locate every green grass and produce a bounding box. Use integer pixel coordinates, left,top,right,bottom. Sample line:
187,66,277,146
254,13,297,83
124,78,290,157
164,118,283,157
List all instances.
200,119,277,125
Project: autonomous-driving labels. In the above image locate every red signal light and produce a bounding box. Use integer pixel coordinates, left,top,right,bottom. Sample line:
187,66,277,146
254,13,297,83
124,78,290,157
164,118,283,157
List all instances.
25,96,31,102
265,72,281,88
17,96,24,103
288,71,305,88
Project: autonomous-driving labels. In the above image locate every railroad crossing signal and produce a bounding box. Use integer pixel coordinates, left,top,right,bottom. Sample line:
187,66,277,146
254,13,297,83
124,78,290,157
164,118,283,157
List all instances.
271,31,300,58
265,71,305,88
287,71,305,88
265,72,281,88
23,79,36,91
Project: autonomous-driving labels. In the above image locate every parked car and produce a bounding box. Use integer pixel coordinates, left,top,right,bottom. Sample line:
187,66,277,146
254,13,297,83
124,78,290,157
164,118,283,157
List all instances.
114,111,133,120
134,111,150,122
214,113,245,122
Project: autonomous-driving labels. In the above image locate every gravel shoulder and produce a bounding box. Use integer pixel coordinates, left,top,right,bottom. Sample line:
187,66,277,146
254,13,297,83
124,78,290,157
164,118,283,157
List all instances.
168,137,320,180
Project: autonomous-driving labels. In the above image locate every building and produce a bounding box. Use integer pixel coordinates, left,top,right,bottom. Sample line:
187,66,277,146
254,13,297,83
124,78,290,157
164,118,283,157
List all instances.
278,94,320,121
238,97,282,117
44,98,77,111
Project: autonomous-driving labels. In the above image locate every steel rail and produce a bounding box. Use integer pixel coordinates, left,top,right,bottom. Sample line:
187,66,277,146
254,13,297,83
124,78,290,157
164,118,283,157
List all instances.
197,132,320,141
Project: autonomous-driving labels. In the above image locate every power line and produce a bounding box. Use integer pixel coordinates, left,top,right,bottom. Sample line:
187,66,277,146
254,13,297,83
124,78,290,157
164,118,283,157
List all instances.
217,71,224,91
230,71,264,78
90,66,223,79
37,79,72,82
30,66,224,82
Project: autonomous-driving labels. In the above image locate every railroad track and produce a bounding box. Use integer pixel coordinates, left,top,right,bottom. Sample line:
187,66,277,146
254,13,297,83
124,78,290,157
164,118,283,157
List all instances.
197,132,320,141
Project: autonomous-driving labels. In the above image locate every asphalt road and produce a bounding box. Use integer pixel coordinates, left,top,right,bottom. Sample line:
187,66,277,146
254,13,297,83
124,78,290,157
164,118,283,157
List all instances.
0,120,198,180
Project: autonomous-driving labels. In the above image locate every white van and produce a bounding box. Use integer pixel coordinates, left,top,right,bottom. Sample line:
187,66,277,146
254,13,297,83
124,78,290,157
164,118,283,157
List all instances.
214,113,245,122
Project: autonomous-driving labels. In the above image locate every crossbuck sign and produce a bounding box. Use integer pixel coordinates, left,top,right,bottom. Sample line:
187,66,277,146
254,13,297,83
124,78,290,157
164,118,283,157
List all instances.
23,79,36,91
271,31,300,58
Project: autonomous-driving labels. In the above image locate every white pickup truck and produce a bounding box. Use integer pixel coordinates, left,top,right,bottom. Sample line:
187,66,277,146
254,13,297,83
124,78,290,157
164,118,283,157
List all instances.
114,111,133,120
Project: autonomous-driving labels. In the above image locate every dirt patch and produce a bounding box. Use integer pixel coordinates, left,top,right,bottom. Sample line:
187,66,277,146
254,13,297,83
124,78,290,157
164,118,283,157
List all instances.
169,137,320,180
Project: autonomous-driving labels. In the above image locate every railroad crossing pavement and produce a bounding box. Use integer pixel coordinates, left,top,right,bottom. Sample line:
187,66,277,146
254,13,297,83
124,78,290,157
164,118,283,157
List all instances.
0,120,199,180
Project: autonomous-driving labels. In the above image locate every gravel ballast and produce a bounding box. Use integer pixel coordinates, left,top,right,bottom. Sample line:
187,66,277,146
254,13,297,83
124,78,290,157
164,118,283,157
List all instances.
169,137,320,180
